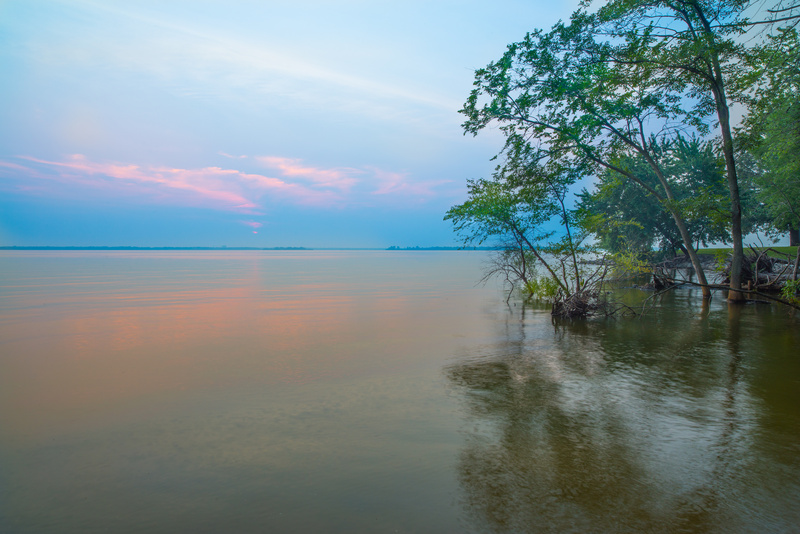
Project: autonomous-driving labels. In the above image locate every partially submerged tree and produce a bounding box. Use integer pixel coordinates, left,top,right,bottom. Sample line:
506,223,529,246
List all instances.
452,0,800,308
593,0,800,297
459,0,799,302
460,14,715,298
588,0,753,300
445,153,612,317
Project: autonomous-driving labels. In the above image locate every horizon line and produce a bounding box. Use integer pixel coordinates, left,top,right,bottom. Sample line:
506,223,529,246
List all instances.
0,245,495,251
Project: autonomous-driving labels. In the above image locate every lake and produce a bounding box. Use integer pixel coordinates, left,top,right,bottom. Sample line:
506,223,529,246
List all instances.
1,250,798,533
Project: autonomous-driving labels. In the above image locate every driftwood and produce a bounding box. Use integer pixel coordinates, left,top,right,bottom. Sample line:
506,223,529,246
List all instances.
545,258,642,318
527,249,799,318
654,275,800,311
716,246,798,290
635,248,800,316
550,288,639,319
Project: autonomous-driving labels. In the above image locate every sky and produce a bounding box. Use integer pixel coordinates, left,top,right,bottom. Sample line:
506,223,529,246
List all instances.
0,0,581,248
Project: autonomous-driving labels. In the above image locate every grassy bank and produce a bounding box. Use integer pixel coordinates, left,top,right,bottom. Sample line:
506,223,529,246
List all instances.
697,246,798,256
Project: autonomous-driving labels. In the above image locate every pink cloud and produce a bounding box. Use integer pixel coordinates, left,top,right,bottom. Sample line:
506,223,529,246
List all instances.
0,160,33,173
253,155,450,205
369,168,451,200
240,220,263,229
18,155,256,208
256,156,360,191
1,154,451,213
7,155,339,211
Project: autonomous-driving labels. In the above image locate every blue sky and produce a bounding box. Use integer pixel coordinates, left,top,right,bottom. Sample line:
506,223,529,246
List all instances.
0,0,580,247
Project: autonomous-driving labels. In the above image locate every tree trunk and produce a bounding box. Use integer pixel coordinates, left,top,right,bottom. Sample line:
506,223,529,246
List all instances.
670,210,712,299
637,152,711,299
697,12,745,303
789,227,799,247
716,98,745,302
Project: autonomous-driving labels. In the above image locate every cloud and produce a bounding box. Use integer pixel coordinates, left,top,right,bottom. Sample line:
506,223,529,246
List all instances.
256,156,360,191
1,153,454,214
38,1,460,126
370,168,452,201
3,154,340,212
255,155,454,205
0,161,33,173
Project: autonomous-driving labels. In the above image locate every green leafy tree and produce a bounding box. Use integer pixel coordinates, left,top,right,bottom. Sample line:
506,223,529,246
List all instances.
460,0,798,301
579,136,733,256
444,165,571,297
587,0,755,300
445,154,607,316
739,28,800,244
460,13,715,298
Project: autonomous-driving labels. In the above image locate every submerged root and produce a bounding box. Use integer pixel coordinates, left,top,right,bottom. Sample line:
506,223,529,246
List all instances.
551,290,598,318
551,288,637,319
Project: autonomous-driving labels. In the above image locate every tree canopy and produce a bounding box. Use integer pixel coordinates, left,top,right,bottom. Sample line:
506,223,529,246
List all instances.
445,155,587,299
449,0,800,311
459,5,727,296
578,136,734,256
738,27,800,243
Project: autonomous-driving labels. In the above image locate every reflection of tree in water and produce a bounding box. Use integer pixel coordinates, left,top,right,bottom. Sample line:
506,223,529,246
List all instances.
447,295,800,533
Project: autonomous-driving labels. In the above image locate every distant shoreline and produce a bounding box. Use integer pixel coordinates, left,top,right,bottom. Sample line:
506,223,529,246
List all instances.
0,246,497,251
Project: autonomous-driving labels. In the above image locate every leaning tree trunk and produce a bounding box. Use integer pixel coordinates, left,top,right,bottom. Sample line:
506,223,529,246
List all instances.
669,207,712,299
699,12,745,303
714,85,745,302
635,151,712,299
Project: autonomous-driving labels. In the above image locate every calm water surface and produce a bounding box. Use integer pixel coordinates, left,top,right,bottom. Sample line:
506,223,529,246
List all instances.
0,251,798,533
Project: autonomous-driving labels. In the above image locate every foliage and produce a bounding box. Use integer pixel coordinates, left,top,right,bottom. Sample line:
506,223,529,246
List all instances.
589,0,761,299
712,248,730,274
738,28,800,237
612,250,653,278
457,2,753,297
445,156,613,316
781,280,800,307
579,136,734,256
523,276,561,302
444,175,555,252
451,0,800,310
446,161,576,289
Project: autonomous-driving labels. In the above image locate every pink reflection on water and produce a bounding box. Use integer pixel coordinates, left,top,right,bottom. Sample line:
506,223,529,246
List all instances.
0,256,443,439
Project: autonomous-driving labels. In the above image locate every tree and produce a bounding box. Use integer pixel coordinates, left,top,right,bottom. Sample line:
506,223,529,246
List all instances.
738,28,800,244
445,154,608,317
460,14,716,298
579,136,733,257
444,175,558,294
461,0,798,301
587,0,757,300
